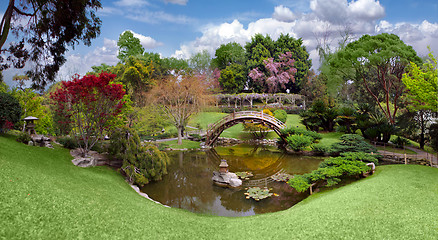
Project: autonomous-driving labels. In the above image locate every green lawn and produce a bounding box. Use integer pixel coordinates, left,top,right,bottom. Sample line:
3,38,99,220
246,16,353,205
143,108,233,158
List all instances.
160,139,201,149
1,134,438,239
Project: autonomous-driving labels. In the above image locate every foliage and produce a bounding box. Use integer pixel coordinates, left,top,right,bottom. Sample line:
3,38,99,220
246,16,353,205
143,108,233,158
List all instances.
429,123,438,152
50,72,125,157
281,127,322,141
287,175,311,193
235,172,254,180
244,187,275,201
311,144,330,156
16,131,31,144
335,106,356,134
299,70,327,102
0,92,21,133
0,0,102,89
109,127,169,186
299,99,338,132
273,109,287,123
286,134,313,152
330,134,377,155
117,31,145,63
243,109,273,139
331,33,422,125
392,136,410,149
149,74,211,145
249,52,297,93
218,63,247,93
56,136,79,149
339,152,379,164
402,48,437,112
213,42,246,70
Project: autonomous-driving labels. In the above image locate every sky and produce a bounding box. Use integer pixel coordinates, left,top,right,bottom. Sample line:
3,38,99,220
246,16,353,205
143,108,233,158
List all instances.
1,0,438,87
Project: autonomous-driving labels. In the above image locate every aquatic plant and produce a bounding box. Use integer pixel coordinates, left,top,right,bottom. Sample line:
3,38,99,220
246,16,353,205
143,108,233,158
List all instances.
235,171,254,180
270,173,293,182
244,187,276,201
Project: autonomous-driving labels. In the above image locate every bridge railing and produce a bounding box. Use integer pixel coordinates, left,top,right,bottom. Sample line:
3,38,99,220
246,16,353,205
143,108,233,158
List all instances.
207,111,287,135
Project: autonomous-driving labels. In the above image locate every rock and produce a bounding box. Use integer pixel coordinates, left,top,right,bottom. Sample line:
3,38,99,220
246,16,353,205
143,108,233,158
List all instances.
72,156,95,167
28,141,34,146
212,171,242,187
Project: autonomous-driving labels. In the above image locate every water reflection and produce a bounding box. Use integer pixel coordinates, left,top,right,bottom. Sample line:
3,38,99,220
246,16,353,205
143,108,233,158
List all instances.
141,144,324,217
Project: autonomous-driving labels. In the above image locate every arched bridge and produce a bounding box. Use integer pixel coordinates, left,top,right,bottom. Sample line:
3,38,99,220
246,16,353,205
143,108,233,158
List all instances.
205,111,287,146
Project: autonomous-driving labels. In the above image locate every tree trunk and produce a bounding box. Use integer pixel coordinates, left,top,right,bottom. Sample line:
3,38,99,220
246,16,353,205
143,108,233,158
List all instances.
177,126,183,145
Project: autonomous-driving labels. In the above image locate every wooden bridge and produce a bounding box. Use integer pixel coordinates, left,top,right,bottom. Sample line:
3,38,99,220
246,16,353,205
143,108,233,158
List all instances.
205,111,287,146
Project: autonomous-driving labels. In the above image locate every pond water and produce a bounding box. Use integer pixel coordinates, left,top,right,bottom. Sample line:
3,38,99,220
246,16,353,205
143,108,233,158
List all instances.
141,144,324,217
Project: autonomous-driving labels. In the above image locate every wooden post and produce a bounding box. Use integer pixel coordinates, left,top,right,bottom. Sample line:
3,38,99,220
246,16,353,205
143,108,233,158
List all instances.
404,153,407,165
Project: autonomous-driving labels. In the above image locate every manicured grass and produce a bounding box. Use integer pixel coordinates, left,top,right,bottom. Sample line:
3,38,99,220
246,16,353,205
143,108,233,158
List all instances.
160,139,201,149
1,134,438,239
318,131,343,146
377,145,417,154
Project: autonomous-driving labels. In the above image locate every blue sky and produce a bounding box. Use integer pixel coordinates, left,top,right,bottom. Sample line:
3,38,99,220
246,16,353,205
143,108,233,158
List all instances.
2,0,438,86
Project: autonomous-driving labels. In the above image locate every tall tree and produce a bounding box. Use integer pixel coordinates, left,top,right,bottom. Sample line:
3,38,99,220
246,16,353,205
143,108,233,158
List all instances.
1,0,102,89
213,42,246,70
117,31,145,63
332,33,422,124
149,74,211,145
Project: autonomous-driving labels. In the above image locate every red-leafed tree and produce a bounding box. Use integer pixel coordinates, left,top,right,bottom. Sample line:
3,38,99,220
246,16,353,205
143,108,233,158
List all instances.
50,72,125,157
249,52,297,93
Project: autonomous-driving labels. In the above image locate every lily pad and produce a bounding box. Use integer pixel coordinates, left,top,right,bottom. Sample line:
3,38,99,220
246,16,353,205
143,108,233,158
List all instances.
270,173,293,182
235,171,254,180
244,187,273,201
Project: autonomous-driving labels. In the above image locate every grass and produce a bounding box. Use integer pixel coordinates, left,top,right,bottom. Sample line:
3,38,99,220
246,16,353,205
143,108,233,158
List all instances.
159,139,201,149
1,134,438,239
376,145,417,154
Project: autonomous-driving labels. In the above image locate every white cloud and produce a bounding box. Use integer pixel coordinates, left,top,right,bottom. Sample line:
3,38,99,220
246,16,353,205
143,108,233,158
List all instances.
349,0,385,21
126,11,193,24
127,30,164,49
272,5,296,22
114,0,150,7
164,0,188,5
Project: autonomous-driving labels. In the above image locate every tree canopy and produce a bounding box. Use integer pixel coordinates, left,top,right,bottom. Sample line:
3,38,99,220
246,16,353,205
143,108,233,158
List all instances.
117,31,145,63
0,0,102,89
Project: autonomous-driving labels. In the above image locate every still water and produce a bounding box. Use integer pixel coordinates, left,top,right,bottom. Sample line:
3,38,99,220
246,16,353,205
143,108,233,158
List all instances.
141,144,324,217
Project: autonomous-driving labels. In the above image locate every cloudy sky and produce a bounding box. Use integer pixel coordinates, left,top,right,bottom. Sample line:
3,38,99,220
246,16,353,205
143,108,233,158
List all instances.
2,0,438,87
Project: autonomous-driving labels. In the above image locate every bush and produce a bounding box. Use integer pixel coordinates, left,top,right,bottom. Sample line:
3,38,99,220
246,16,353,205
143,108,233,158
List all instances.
430,123,438,152
273,109,287,123
281,127,322,142
286,135,313,152
392,136,409,148
330,134,377,155
311,144,330,156
17,131,31,144
339,152,379,164
110,127,169,186
57,136,79,149
287,175,311,193
0,92,21,133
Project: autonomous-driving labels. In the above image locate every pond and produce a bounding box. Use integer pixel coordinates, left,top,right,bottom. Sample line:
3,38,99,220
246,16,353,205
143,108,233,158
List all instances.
141,144,325,217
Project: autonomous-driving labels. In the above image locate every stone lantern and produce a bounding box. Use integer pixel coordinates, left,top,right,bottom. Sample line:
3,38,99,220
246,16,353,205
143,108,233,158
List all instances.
23,116,39,135
219,160,228,174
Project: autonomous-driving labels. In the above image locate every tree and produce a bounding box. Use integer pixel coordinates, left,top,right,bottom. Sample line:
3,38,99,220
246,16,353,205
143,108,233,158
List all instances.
0,92,21,133
332,33,422,125
248,52,297,93
50,72,125,157
1,0,102,89
218,63,246,93
117,31,145,63
149,74,211,145
213,42,246,70
402,48,437,112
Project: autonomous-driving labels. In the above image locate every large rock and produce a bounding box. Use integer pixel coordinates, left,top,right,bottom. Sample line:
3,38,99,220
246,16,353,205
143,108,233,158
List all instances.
72,157,96,167
212,171,242,187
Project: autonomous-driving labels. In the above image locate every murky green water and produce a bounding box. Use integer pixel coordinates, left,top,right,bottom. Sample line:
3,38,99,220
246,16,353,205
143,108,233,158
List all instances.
141,144,324,217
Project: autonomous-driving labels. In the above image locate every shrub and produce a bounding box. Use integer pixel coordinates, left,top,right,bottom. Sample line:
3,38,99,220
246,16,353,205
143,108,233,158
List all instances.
273,109,287,123
281,127,322,141
17,131,31,144
311,144,330,156
110,127,169,186
339,152,379,164
0,92,21,133
286,135,313,152
57,136,79,149
287,175,311,193
430,123,438,151
330,134,377,155
392,136,409,148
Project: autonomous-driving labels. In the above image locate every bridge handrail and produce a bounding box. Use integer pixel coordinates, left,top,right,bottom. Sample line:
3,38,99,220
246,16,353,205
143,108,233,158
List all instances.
207,111,286,135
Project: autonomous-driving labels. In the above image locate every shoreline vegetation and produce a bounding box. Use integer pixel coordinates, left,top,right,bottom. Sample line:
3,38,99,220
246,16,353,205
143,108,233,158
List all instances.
1,134,438,239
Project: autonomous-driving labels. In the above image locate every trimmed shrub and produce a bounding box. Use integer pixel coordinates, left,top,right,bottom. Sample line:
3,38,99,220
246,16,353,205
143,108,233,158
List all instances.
281,127,322,142
430,123,438,152
273,109,287,123
286,135,313,152
311,144,330,156
57,136,79,149
287,175,311,193
330,134,377,155
110,127,169,186
339,151,379,164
